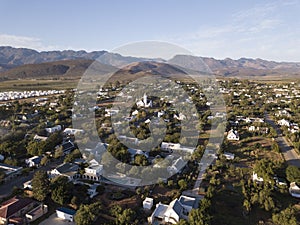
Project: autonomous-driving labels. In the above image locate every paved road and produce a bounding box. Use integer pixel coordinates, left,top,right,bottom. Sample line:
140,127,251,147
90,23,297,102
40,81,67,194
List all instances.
265,112,300,168
183,150,216,198
0,158,63,200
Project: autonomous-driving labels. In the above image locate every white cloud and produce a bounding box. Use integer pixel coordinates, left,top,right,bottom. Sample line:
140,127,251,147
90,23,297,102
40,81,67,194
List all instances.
0,34,59,51
158,1,300,62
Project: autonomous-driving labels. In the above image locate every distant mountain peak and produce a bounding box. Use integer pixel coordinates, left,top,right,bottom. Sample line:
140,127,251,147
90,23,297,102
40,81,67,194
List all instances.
0,46,300,78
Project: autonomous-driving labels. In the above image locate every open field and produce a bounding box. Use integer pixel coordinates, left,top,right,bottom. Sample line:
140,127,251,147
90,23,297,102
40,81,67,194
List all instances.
0,79,79,91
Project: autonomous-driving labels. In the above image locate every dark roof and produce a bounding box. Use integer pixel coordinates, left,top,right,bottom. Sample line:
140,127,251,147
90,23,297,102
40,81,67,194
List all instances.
172,200,183,215
173,157,186,170
0,196,35,219
0,163,22,171
56,163,79,174
179,196,198,208
31,156,42,164
57,207,76,215
62,141,75,151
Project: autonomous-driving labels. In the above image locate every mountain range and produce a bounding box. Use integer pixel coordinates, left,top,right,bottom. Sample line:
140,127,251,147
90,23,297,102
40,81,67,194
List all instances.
0,46,300,79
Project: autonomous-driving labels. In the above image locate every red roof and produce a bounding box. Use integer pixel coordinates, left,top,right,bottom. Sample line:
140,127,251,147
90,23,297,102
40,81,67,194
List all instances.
0,196,35,219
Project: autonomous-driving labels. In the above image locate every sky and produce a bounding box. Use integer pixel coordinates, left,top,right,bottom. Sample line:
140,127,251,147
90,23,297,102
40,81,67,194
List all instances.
0,0,300,62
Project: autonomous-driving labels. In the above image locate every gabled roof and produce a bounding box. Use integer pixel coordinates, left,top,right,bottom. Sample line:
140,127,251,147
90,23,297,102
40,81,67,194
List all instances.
152,203,168,219
55,163,79,174
62,141,75,151
179,195,198,208
172,157,186,170
169,199,183,216
27,156,42,164
0,196,35,219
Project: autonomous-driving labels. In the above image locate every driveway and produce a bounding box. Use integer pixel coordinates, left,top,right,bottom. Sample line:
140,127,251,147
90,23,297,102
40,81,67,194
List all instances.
39,213,75,225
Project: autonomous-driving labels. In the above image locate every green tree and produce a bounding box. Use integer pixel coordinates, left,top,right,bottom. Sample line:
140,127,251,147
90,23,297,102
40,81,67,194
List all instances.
178,179,188,191
51,176,73,205
32,171,50,201
27,141,45,156
54,146,64,159
253,159,275,182
40,155,48,166
113,208,136,225
64,149,82,163
176,220,189,225
272,206,297,225
75,202,102,225
243,199,251,214
272,142,280,153
134,154,148,166
286,165,300,183
3,158,18,166
188,198,212,225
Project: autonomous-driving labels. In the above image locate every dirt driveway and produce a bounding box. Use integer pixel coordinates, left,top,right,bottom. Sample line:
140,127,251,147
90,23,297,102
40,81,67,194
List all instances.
39,213,75,225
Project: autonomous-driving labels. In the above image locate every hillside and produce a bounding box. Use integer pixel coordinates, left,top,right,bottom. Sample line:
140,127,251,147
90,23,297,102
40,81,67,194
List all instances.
0,46,106,70
0,46,300,78
0,60,94,79
169,55,300,77
0,46,146,73
104,61,190,83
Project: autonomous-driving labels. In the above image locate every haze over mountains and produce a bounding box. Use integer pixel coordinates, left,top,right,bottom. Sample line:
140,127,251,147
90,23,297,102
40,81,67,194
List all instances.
0,46,300,79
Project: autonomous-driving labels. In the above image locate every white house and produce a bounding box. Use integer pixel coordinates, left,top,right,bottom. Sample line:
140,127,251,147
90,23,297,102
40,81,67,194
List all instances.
63,128,85,136
227,129,240,141
33,134,48,142
23,180,33,190
128,148,149,161
49,163,79,181
82,161,103,181
277,119,290,127
223,152,235,160
56,207,76,222
143,197,154,210
248,126,269,134
161,142,180,152
289,182,300,198
248,126,256,132
104,108,119,117
174,113,186,121
275,110,291,117
26,156,43,168
45,125,61,134
161,142,195,154
245,117,252,123
167,157,186,175
136,93,152,108
148,195,198,224
131,110,139,116
252,172,264,183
